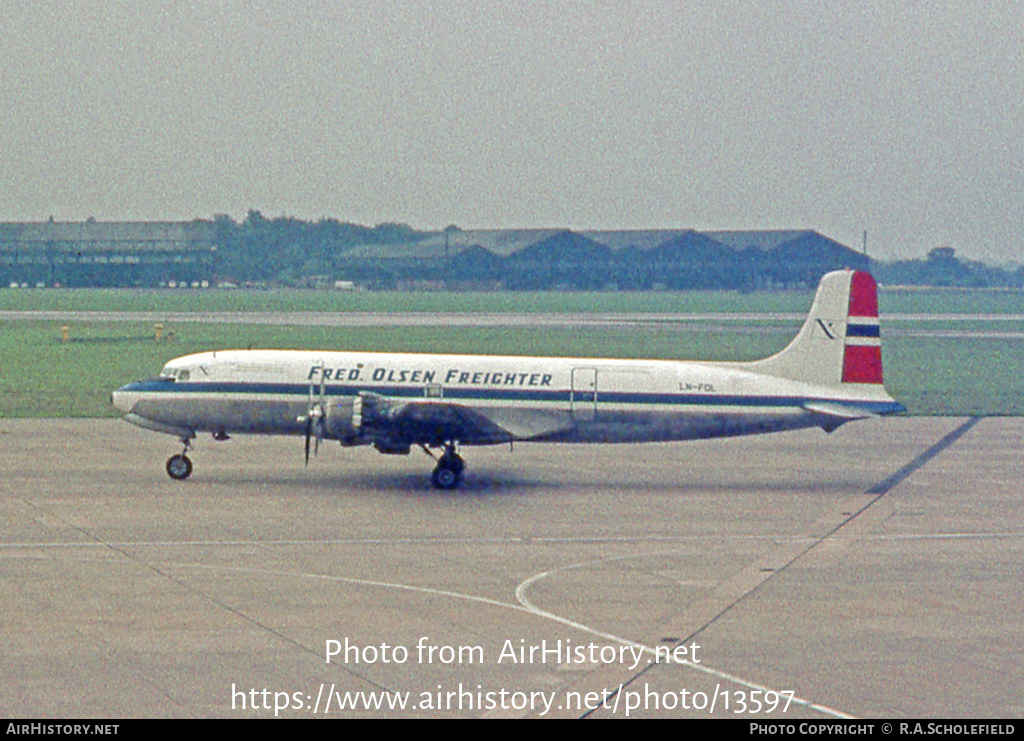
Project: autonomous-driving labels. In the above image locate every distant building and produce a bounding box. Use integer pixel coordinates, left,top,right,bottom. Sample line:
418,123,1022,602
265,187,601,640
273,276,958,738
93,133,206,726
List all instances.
337,228,868,290
0,220,217,287
0,220,868,290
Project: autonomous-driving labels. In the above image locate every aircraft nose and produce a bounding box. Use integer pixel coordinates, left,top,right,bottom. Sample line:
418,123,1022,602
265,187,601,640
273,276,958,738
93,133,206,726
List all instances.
111,383,135,414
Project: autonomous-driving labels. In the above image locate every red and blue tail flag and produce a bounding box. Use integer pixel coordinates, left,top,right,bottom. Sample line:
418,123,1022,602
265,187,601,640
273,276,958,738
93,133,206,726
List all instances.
842,271,884,384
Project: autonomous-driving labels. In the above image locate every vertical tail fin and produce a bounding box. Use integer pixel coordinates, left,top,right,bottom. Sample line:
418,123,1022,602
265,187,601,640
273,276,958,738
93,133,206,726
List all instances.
746,270,890,390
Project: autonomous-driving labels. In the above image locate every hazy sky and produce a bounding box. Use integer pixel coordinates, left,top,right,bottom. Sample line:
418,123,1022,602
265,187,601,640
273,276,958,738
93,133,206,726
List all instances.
2,1,1021,261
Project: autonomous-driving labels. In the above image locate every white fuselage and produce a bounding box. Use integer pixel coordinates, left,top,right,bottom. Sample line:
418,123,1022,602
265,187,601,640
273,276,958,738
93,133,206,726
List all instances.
112,348,899,448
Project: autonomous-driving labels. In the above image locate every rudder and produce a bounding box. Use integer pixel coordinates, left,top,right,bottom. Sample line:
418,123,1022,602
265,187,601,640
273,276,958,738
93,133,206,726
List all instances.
841,271,883,384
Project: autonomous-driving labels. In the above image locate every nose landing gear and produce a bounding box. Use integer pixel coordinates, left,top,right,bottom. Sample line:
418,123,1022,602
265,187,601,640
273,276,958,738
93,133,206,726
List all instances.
166,454,192,480
165,438,194,480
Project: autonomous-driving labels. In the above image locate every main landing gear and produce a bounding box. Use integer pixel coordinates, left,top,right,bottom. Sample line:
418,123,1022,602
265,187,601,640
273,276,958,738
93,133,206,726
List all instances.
160,434,468,489
428,442,465,490
165,438,193,480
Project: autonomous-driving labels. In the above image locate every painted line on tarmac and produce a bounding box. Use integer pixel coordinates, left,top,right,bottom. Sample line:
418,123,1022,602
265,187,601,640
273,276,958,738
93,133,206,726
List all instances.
866,416,982,495
4,528,1021,553
515,417,984,719
512,552,853,720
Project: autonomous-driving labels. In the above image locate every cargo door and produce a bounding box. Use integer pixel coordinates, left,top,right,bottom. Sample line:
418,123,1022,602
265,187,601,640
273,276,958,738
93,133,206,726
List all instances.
571,367,598,422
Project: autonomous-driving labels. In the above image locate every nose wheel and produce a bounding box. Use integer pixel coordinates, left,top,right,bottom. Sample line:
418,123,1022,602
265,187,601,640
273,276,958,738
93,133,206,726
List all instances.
166,438,194,480
166,453,193,480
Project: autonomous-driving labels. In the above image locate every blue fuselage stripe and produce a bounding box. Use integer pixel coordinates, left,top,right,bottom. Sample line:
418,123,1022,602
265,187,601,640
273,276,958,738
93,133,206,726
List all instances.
117,380,905,415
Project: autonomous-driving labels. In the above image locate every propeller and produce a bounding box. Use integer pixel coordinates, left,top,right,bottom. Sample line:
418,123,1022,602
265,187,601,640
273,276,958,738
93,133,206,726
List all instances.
299,362,327,465
303,404,325,464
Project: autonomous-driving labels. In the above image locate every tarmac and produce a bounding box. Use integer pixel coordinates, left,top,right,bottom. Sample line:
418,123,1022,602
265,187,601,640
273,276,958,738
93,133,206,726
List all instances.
0,416,1021,718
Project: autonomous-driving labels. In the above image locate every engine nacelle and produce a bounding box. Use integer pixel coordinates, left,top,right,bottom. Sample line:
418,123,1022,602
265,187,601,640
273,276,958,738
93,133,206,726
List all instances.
322,397,358,441
322,392,407,449
352,391,399,429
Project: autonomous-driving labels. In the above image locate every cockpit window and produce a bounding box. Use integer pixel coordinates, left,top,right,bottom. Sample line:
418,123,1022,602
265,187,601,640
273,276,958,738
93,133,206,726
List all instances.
141,375,175,383
159,367,189,381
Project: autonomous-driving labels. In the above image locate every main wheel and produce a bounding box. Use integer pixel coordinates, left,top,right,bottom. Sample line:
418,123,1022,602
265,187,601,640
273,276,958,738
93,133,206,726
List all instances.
431,463,461,490
166,453,193,480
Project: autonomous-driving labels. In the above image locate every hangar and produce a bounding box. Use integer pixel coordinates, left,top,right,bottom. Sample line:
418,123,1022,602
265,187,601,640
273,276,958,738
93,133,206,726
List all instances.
337,228,869,290
0,219,217,287
0,219,867,290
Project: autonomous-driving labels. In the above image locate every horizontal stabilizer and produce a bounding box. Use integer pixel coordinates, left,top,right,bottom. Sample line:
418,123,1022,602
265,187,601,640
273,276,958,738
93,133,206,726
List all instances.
801,401,878,432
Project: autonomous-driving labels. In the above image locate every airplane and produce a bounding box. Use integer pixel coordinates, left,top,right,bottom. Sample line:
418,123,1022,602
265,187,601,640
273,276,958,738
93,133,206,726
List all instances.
111,269,903,489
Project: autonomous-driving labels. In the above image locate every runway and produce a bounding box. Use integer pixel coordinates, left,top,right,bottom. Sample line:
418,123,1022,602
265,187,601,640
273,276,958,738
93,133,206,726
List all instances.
1,417,1021,718
4,309,1024,338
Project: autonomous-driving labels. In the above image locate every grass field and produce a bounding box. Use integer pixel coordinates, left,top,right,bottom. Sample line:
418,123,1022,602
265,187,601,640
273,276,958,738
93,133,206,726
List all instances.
2,287,1023,418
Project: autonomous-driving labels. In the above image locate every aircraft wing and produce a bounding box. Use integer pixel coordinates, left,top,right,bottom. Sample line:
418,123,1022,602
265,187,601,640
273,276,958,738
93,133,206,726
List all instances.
352,392,572,450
